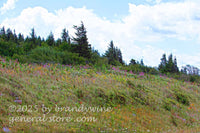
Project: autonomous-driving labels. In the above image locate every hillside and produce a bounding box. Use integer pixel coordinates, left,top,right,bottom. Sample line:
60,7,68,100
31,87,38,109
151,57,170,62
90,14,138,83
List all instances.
0,57,200,133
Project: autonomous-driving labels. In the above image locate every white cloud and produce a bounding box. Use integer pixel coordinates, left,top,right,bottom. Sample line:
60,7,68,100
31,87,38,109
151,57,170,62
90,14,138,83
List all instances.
1,0,200,68
0,0,18,14
146,0,162,4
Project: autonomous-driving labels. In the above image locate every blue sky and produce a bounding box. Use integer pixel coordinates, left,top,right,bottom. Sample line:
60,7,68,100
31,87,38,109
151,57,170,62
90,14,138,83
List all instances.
0,0,200,68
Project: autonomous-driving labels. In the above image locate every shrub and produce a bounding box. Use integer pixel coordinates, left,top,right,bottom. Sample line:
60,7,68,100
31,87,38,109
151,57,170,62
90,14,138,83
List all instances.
24,46,62,64
13,46,86,65
174,91,190,106
163,98,176,111
190,75,196,82
61,51,86,65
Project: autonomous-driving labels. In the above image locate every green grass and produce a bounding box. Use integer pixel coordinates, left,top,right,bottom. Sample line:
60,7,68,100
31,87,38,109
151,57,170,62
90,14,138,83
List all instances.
0,57,200,133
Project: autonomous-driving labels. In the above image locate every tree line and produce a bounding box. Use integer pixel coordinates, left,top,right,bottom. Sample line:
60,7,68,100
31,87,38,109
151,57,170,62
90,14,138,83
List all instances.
0,21,199,77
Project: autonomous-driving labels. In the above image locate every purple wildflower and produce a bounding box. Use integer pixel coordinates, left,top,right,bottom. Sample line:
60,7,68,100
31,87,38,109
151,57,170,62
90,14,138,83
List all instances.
14,100,22,104
139,72,144,76
129,70,133,74
3,127,10,132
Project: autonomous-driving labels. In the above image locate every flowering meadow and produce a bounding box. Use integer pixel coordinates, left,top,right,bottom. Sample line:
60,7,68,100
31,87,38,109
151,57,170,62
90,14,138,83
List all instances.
0,57,200,133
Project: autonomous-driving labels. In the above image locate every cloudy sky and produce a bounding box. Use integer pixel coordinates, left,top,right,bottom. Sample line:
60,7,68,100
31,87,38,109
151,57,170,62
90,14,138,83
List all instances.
0,0,200,68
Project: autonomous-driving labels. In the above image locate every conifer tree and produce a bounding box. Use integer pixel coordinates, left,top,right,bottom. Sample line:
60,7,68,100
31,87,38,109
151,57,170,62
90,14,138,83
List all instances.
159,53,179,73
46,32,55,46
158,53,167,73
61,28,70,44
72,21,91,59
104,41,123,65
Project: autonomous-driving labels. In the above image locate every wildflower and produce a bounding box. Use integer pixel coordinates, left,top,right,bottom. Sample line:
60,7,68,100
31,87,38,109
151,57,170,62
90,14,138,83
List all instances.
133,113,136,116
14,100,22,104
139,72,144,76
112,67,116,71
129,70,133,74
3,127,10,132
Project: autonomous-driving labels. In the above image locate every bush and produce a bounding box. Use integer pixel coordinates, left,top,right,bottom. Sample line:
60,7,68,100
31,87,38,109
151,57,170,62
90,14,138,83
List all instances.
13,46,86,65
24,46,62,63
190,75,196,82
163,98,177,111
61,51,86,65
175,91,190,106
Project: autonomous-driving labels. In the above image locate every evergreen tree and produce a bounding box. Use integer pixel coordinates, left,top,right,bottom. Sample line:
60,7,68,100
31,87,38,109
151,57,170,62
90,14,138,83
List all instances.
158,53,167,73
18,33,24,42
104,41,123,65
37,36,42,46
159,53,179,73
0,27,6,39
129,59,136,65
56,38,62,46
13,30,18,43
105,40,115,65
166,54,173,72
72,21,91,59
46,32,55,46
0,27,6,35
6,28,14,41
173,57,179,72
140,59,144,66
117,48,123,64
61,28,70,43
30,28,36,44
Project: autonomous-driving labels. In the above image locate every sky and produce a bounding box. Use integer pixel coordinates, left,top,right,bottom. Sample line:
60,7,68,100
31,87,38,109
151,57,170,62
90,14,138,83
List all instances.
0,0,200,68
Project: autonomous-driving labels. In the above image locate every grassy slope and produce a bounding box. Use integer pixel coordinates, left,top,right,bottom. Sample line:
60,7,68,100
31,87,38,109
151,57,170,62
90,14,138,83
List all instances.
0,58,200,133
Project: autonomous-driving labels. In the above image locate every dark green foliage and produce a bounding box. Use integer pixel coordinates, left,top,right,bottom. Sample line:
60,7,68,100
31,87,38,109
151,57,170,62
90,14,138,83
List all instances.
174,90,190,106
72,21,91,59
0,41,23,56
61,28,70,44
159,53,179,74
163,98,177,111
21,46,62,63
57,42,71,52
61,51,86,65
190,76,196,82
140,59,144,66
30,28,37,47
76,89,84,99
46,32,55,46
15,46,85,65
104,40,123,65
158,54,167,73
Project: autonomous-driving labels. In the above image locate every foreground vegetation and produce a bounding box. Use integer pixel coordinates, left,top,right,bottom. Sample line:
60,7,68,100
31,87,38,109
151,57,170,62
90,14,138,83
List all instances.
0,57,200,133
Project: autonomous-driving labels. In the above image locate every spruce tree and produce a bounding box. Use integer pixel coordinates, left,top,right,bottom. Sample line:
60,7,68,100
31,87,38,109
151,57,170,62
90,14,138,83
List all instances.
105,40,115,65
61,28,70,44
30,28,37,48
173,57,179,72
46,32,55,46
72,21,91,59
167,54,173,72
158,53,167,73
140,59,144,66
